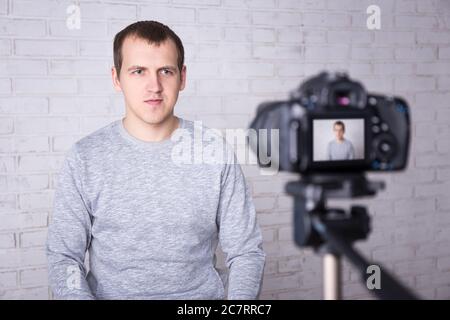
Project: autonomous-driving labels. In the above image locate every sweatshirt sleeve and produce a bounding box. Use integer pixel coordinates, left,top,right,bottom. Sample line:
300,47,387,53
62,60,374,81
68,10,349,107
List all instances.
46,145,95,300
216,146,266,300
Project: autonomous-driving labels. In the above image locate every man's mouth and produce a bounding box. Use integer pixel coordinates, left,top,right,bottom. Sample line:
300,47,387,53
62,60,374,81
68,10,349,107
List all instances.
144,98,163,106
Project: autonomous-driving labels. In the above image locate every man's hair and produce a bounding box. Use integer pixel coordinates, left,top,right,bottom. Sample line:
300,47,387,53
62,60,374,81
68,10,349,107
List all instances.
334,121,345,131
113,20,184,78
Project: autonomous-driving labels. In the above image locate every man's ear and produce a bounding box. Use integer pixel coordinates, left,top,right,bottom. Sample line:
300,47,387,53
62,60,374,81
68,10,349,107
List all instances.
179,65,186,91
111,67,122,92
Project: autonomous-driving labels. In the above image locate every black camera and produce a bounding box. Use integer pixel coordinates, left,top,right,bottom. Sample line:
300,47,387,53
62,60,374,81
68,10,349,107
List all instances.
249,72,411,174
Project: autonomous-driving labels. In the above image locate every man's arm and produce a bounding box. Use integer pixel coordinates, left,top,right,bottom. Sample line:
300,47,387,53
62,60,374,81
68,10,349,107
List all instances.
348,141,355,160
327,141,332,160
46,145,95,300
216,146,266,300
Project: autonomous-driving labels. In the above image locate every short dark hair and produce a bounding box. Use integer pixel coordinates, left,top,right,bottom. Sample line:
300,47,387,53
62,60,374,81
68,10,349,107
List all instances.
113,20,184,78
334,121,345,131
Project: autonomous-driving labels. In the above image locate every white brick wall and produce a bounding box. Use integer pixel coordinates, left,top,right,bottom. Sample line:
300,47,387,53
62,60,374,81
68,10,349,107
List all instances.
1,0,449,300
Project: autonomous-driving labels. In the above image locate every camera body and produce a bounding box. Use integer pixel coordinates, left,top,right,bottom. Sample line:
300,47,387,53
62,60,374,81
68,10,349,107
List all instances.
250,72,410,174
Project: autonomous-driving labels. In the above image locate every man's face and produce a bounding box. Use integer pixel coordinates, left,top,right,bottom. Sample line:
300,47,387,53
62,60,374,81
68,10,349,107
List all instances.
334,124,345,141
112,36,186,126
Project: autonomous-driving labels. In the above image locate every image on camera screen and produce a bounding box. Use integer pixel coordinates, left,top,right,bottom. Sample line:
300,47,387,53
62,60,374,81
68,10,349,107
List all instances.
313,119,365,162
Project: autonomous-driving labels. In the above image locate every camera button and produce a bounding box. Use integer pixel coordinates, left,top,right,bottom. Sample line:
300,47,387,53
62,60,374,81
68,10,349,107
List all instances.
381,123,389,132
371,116,380,124
372,125,380,134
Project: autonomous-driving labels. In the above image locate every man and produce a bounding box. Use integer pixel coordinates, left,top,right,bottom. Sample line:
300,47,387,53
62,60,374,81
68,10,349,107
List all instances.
326,120,355,160
46,21,265,300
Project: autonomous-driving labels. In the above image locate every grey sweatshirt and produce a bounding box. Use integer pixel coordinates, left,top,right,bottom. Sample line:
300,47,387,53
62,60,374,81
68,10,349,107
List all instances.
46,117,266,300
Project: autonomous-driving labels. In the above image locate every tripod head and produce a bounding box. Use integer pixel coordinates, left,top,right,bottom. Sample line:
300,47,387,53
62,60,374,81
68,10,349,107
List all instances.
285,173,418,299
286,173,384,249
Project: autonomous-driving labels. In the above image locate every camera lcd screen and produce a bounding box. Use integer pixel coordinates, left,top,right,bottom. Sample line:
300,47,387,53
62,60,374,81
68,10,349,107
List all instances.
313,118,365,162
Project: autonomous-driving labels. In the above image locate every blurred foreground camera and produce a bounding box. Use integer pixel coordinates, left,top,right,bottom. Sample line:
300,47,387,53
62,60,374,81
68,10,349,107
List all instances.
250,71,410,174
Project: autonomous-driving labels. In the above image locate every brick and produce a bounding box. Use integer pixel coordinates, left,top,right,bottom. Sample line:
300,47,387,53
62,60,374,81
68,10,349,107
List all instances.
49,20,107,37
79,2,137,19
417,63,450,75
0,156,15,173
374,31,415,45
15,40,76,56
0,117,13,134
254,45,302,60
395,47,436,61
14,78,77,94
303,13,351,28
14,136,50,153
197,79,249,95
79,41,112,57
0,97,48,114
395,15,438,29
18,154,65,172
0,39,11,56
0,138,13,153
0,18,46,36
253,196,276,211
139,6,196,24
415,182,450,197
252,28,275,43
12,0,67,17
0,233,16,249
15,117,79,134
372,245,415,262
263,274,300,291
416,92,450,109
416,154,450,168
19,191,53,210
49,59,109,76
78,78,114,94
197,43,252,59
0,286,49,299
0,0,6,14
198,8,250,25
328,30,372,44
0,271,18,290
351,47,394,61
252,11,301,26
257,211,291,227
0,59,47,76
394,76,435,91
80,116,116,134
0,78,11,94
438,76,450,90
0,193,16,213
20,268,48,286
0,212,48,231
417,31,450,44
10,174,49,192
52,135,82,152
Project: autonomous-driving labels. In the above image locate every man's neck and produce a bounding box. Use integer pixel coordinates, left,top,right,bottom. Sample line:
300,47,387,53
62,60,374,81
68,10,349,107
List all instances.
122,114,179,142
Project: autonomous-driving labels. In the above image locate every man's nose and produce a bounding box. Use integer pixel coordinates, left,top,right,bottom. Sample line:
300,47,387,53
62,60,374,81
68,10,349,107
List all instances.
145,73,162,92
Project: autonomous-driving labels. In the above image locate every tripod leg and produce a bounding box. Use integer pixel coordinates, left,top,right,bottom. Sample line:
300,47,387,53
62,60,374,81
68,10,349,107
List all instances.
323,253,341,300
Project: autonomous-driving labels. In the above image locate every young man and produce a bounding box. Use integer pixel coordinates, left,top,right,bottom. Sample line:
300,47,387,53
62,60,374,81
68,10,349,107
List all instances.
326,120,355,161
46,21,265,300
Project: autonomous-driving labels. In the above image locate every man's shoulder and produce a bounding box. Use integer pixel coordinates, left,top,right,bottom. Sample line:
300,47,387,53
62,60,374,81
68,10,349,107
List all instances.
70,120,118,160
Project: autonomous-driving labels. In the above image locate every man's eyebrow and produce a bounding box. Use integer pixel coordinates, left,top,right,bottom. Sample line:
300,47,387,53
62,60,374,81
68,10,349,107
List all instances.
159,65,178,71
127,65,147,71
126,65,178,72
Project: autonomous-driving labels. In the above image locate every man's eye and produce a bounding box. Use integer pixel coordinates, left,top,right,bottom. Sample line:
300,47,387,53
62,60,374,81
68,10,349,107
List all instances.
132,69,143,75
160,68,173,75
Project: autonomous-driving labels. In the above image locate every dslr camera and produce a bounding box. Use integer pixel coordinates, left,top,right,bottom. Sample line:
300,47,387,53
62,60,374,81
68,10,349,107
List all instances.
250,71,410,174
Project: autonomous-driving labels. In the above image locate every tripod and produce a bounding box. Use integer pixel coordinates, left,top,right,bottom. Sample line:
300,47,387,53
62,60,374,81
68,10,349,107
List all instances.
285,173,418,300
